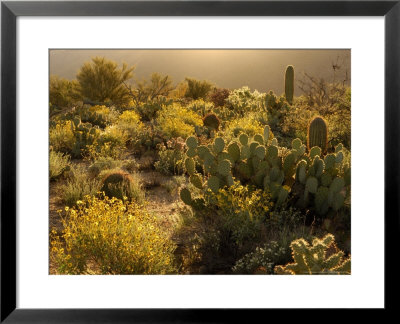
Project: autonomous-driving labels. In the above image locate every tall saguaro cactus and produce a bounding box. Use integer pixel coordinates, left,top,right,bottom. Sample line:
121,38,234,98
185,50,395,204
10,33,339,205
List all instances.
307,116,328,153
285,65,294,104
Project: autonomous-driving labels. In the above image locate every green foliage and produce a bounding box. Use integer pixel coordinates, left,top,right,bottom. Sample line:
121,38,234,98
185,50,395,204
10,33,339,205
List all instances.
76,57,134,107
69,117,100,158
49,120,75,154
156,103,202,140
186,99,215,116
62,164,103,207
225,86,265,117
49,76,81,109
184,78,214,100
87,156,130,178
285,65,294,105
274,234,351,274
283,83,350,149
154,139,186,176
51,195,177,274
232,241,288,274
209,88,230,107
49,151,70,181
135,96,173,121
308,116,328,153
129,73,174,105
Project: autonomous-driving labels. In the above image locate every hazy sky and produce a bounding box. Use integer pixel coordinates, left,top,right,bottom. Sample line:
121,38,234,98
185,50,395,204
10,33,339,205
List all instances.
50,49,350,94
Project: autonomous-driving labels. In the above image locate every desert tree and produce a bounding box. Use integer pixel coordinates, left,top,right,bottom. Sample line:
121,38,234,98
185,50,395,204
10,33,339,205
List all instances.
76,57,135,106
184,77,214,100
124,72,174,105
49,75,81,108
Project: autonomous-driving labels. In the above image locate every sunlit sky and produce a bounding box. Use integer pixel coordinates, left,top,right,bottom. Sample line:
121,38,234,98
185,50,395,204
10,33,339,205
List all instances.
50,49,350,94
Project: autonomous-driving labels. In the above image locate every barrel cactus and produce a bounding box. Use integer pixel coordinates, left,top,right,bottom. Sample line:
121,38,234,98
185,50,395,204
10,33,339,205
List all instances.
307,117,328,153
202,113,220,131
101,170,135,200
284,65,294,105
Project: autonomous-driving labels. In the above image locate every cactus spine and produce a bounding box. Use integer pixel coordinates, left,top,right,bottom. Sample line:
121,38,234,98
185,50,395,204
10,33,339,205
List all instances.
285,65,294,105
307,117,328,153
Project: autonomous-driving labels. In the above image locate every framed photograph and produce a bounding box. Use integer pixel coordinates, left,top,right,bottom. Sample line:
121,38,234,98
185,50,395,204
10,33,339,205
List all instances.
1,0,398,321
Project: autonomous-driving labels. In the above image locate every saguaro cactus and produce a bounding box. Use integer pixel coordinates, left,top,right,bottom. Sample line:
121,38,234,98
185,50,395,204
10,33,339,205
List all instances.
307,116,328,153
285,65,294,104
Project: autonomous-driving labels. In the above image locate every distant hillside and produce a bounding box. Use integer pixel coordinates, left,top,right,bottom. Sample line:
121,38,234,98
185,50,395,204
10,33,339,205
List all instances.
50,49,350,95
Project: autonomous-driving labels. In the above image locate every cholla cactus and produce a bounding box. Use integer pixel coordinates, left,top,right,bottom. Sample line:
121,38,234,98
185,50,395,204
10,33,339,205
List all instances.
274,234,351,275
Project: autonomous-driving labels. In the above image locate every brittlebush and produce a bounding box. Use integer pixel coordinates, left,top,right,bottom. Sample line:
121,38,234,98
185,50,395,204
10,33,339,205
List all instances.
51,195,177,274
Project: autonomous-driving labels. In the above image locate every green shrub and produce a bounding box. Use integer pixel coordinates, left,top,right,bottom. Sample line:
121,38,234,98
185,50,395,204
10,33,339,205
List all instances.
154,138,186,175
209,88,230,108
51,195,177,274
62,165,102,207
135,96,172,121
184,78,214,100
186,99,214,116
49,120,75,153
232,241,288,274
49,150,70,181
86,125,128,160
225,86,265,117
88,157,123,178
156,103,202,140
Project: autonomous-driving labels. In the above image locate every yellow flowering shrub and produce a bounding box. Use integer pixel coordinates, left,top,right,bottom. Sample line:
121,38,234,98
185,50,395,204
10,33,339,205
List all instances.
115,110,145,149
156,103,202,140
223,115,265,143
86,126,128,160
49,120,75,153
207,183,273,221
51,195,177,274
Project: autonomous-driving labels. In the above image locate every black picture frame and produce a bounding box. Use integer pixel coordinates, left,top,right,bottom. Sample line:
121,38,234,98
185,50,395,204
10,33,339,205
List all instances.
1,0,399,322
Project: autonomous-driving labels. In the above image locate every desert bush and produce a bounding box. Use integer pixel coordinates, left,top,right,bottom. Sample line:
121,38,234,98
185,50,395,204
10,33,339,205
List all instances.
209,88,230,108
76,57,134,107
186,99,214,116
51,195,177,274
154,138,186,175
100,169,145,203
184,78,214,100
222,114,265,143
49,150,70,181
232,241,288,274
115,110,145,149
282,89,351,150
156,103,202,140
49,120,75,153
178,183,274,273
62,164,102,207
134,96,173,121
88,157,124,178
225,86,265,117
86,125,128,160
78,105,119,128
49,75,81,108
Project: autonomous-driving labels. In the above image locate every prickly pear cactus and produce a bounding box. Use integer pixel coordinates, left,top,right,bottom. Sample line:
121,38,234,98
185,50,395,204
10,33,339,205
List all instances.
294,141,350,215
307,117,328,153
70,117,99,158
284,65,294,105
274,234,351,274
